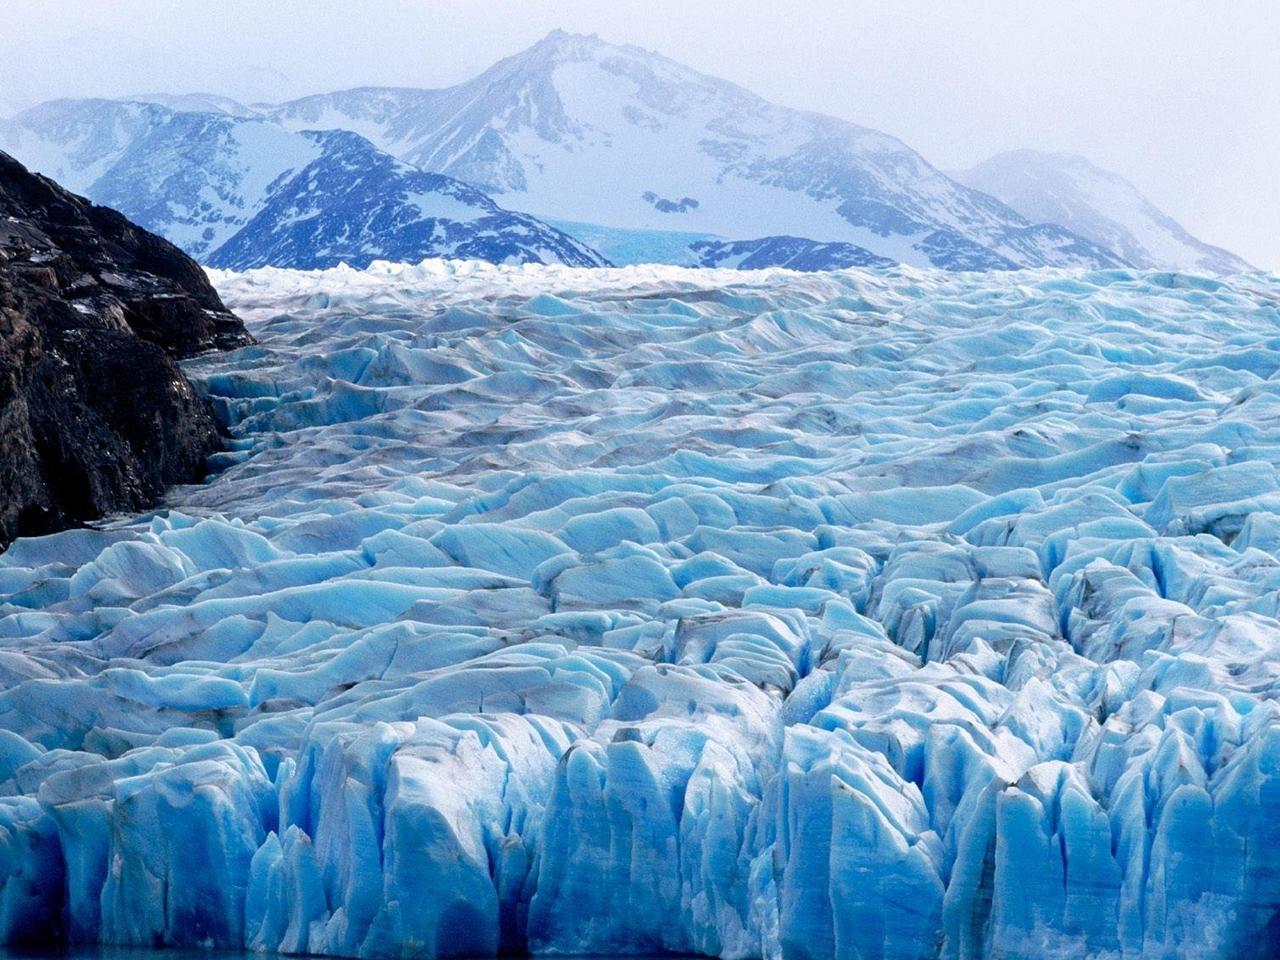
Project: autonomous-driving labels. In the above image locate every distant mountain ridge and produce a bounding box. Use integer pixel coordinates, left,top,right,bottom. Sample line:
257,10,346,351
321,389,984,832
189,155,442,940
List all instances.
207,130,608,270
953,149,1253,274
0,31,1253,273
250,30,1124,272
0,99,607,270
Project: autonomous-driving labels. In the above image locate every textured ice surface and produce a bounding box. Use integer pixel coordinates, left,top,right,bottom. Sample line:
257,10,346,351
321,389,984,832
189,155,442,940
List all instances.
3,259,1280,959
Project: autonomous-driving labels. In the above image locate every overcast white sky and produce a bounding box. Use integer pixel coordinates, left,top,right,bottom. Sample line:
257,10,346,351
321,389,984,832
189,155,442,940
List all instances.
4,0,1277,267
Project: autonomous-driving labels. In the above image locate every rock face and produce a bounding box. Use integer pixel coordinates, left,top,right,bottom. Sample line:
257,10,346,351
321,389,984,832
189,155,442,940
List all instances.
0,150,251,548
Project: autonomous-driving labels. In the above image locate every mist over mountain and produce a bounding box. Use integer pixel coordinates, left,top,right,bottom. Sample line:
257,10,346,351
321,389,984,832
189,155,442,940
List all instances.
954,149,1254,274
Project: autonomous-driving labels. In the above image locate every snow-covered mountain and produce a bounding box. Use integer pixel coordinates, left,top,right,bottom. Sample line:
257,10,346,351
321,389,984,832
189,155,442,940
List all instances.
954,149,1254,274
0,99,606,269
257,31,1124,272
0,99,165,197
209,130,608,270
13,33,1245,274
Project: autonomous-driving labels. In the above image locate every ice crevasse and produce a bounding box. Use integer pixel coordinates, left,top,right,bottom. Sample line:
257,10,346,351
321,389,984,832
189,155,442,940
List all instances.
2,259,1280,958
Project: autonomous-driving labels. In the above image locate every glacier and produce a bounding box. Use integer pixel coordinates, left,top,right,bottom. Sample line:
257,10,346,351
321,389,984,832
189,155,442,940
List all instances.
2,260,1280,959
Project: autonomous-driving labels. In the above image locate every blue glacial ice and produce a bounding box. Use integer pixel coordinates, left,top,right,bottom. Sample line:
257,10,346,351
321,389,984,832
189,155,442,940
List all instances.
3,259,1280,958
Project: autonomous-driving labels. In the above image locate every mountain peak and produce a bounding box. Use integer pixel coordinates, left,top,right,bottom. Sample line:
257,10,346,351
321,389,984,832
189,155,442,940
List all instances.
232,36,1119,272
527,28,611,58
515,28,687,74
957,149,1254,273
538,28,598,44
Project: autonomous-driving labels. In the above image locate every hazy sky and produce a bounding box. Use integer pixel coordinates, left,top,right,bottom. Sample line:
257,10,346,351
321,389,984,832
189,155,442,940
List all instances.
5,0,1277,267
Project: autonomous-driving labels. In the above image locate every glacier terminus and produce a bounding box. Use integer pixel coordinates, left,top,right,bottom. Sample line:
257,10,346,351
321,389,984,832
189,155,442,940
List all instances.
1,260,1280,960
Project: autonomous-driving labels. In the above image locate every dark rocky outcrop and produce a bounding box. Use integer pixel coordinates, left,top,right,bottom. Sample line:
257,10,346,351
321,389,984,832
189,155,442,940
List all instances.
0,150,252,549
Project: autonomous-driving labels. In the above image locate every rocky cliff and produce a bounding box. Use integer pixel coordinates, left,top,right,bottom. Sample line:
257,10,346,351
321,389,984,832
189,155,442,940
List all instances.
0,150,251,548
